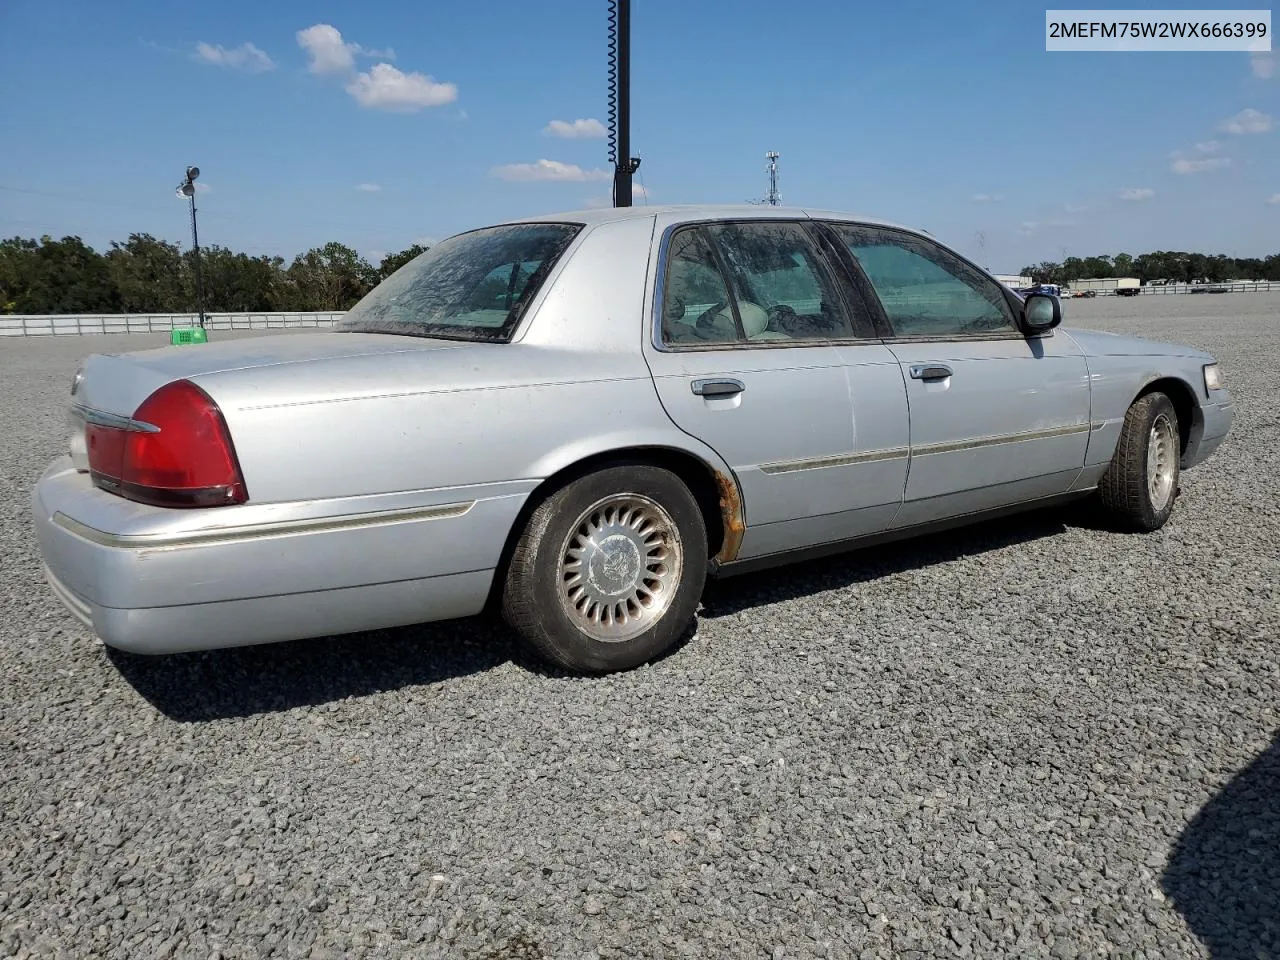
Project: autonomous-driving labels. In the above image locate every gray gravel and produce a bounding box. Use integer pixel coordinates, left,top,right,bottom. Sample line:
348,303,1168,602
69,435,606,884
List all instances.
2,296,1278,960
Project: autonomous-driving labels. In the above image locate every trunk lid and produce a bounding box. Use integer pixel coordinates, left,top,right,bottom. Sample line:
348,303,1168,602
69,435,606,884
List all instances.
72,332,463,418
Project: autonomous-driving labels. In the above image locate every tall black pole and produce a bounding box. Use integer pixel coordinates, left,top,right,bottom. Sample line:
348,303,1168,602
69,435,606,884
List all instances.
610,0,638,208
188,192,206,329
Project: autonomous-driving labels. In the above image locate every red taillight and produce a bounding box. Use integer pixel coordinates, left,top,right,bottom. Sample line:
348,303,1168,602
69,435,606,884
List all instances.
86,380,248,508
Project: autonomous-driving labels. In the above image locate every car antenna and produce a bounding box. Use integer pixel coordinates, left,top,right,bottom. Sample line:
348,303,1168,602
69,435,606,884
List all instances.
608,0,641,207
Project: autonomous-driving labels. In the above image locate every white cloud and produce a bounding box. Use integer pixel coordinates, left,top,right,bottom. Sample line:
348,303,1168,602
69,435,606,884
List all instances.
194,41,274,73
194,182,212,194
1251,52,1275,79
491,159,612,182
355,183,381,193
297,24,398,73
1064,203,1089,214
971,193,1003,202
1172,156,1231,174
1170,141,1232,174
1221,108,1273,134
1120,187,1154,201
366,250,386,264
297,24,355,75
297,24,455,112
544,118,607,139
345,63,457,111
1268,193,1280,205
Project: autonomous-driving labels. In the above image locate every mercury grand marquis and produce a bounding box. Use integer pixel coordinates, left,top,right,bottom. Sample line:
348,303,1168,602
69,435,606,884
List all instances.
32,205,1235,672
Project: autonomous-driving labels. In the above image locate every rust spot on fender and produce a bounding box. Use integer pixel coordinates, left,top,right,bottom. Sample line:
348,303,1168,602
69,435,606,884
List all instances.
712,469,745,564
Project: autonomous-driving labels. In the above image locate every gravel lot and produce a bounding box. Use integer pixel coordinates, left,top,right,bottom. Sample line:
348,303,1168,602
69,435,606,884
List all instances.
2,295,1277,960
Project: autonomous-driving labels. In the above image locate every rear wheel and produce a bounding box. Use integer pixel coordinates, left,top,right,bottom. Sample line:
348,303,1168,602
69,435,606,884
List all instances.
1097,391,1181,531
502,465,708,672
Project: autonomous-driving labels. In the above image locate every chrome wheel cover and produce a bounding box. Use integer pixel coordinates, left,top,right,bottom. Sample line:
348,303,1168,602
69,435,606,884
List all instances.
1148,413,1176,511
557,494,682,642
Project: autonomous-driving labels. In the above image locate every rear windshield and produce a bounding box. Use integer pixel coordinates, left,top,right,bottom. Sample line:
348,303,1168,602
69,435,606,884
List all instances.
335,222,582,341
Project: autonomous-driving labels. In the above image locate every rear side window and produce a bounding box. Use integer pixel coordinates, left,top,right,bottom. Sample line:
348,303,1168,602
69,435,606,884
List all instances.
660,220,871,347
661,228,739,345
337,222,581,342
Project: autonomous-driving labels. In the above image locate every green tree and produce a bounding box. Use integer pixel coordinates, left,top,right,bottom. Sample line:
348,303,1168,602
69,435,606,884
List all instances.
3,236,116,313
377,244,429,280
285,242,375,310
0,237,39,313
106,233,186,313
1023,261,1062,284
193,246,288,312
1079,255,1113,279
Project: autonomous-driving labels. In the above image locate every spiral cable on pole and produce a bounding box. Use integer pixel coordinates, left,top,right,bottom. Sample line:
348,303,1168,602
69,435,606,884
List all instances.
606,0,620,205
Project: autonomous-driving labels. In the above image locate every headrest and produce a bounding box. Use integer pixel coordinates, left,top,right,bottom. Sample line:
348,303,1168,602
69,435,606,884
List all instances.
737,302,769,338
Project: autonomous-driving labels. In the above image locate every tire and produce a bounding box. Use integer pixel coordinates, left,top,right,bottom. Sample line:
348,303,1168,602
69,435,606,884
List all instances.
501,464,709,672
1097,391,1181,531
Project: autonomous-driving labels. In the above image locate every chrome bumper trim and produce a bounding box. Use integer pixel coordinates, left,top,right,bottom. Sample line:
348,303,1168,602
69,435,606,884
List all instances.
52,500,476,550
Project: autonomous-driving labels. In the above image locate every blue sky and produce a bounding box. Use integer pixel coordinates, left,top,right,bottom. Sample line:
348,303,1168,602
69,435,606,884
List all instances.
0,0,1275,272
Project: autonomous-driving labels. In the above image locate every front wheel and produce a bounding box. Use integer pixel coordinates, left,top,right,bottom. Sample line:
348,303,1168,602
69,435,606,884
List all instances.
501,465,708,672
1097,391,1181,531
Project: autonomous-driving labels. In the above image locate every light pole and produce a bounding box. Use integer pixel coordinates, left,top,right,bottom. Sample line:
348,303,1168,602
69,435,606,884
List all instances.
176,165,206,329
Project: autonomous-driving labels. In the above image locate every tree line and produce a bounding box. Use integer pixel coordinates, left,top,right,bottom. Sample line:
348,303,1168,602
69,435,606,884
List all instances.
1020,250,1280,285
5,233,1278,315
0,234,429,315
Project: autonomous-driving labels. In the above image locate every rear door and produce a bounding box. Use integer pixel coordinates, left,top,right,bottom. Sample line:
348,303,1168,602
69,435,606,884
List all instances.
821,222,1091,527
642,217,910,560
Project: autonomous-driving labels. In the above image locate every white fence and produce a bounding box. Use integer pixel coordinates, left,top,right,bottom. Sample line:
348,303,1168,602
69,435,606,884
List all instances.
0,312,346,337
1136,281,1279,295
4,282,1279,338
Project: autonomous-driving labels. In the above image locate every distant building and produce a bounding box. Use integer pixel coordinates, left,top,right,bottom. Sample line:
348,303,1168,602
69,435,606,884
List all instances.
1071,277,1142,294
994,274,1031,288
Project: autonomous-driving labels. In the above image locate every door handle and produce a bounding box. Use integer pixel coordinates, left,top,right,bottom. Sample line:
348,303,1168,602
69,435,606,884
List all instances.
691,377,745,397
909,364,953,381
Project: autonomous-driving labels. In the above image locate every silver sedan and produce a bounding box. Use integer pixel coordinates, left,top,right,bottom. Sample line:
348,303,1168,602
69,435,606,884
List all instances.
32,205,1235,672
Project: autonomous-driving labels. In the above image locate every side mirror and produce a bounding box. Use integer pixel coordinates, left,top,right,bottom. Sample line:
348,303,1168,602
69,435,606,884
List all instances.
1021,293,1061,335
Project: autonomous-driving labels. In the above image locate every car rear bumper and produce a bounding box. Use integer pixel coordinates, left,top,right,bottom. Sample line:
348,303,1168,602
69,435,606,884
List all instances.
31,456,530,654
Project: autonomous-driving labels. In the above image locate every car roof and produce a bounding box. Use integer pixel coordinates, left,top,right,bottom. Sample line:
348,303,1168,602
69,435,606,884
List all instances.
502,203,930,237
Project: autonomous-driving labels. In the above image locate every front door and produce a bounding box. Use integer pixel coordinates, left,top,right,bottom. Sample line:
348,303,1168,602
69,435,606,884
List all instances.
824,222,1091,527
643,218,910,559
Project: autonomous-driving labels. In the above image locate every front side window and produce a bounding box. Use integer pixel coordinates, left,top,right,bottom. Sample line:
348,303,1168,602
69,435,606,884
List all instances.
337,223,581,341
660,220,866,347
829,224,1017,338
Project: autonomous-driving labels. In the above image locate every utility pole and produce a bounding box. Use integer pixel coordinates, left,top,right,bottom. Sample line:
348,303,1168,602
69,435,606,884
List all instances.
608,0,640,207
